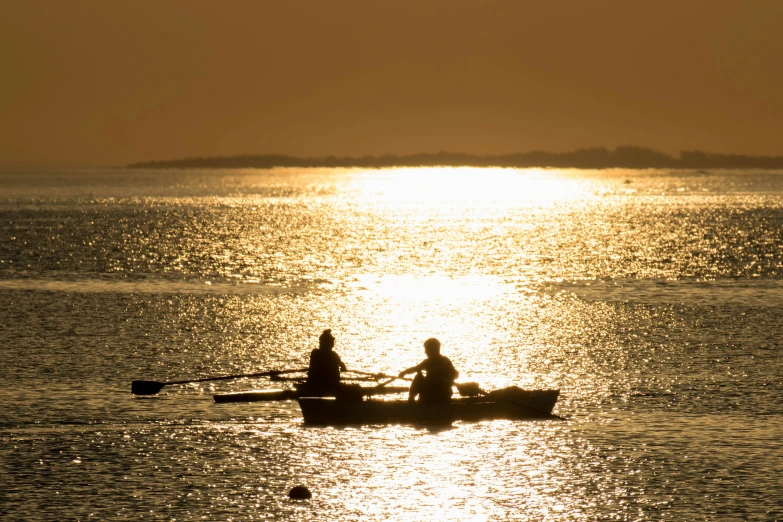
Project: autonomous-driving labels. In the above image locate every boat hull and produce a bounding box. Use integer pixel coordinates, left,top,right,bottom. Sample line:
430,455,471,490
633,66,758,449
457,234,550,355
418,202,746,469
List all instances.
213,385,409,403
298,389,560,425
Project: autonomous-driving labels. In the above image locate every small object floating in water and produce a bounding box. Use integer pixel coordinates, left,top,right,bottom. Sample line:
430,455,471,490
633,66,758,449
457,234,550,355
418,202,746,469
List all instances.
288,485,312,499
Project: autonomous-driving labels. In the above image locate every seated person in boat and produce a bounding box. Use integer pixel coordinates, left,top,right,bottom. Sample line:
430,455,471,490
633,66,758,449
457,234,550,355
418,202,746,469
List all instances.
398,338,459,403
304,329,348,395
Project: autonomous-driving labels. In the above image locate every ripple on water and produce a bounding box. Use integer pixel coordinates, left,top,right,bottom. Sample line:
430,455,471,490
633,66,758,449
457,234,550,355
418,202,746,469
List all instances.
2,168,782,520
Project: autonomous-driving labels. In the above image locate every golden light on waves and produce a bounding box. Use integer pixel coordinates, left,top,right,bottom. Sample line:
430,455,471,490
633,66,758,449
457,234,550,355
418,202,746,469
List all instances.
352,273,505,302
351,167,592,207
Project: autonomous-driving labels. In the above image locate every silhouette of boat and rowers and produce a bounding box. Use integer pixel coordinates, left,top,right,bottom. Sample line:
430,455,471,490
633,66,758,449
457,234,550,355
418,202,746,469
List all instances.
133,369,561,425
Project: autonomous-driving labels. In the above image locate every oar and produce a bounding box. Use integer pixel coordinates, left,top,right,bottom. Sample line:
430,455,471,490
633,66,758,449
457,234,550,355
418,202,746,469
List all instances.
365,378,400,397
131,368,308,395
271,375,385,383
342,369,388,379
342,369,417,383
375,376,400,388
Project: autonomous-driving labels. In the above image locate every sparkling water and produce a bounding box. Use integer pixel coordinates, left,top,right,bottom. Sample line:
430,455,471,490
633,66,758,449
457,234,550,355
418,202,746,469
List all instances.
1,167,781,520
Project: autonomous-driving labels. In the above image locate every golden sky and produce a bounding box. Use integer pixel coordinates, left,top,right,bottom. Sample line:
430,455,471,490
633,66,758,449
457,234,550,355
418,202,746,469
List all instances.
2,0,782,167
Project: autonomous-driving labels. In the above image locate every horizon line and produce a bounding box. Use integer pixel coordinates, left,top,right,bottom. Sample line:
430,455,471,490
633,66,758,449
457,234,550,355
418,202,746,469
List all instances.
126,146,783,170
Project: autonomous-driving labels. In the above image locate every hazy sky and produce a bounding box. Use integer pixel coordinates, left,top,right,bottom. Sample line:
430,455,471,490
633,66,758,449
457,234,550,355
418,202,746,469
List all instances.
2,0,782,167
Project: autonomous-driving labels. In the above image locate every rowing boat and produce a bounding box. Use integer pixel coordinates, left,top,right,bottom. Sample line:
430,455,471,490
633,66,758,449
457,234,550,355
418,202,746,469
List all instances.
213,385,410,403
297,388,560,425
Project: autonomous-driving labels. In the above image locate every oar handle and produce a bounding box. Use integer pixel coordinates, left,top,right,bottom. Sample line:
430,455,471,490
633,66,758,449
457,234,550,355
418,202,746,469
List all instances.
342,369,386,378
343,369,415,382
367,375,401,393
272,375,385,383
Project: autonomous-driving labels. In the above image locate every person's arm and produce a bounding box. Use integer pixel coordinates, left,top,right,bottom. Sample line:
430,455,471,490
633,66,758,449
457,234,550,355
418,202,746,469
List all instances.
307,349,318,378
445,357,459,382
399,360,424,378
450,362,459,382
337,354,347,372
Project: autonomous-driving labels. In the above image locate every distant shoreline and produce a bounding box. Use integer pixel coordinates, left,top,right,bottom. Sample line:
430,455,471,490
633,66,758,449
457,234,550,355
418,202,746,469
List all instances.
127,147,783,170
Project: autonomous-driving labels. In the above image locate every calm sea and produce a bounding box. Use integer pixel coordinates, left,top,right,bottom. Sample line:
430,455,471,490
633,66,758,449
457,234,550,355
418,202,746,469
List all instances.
1,167,781,521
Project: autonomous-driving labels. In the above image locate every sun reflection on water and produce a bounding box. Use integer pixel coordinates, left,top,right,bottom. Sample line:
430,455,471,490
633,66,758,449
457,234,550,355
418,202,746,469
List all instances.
350,167,595,207
351,273,506,302
5,169,781,520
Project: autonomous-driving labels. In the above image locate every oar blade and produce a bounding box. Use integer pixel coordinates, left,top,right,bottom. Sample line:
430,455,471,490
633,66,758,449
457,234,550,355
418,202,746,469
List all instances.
131,380,166,395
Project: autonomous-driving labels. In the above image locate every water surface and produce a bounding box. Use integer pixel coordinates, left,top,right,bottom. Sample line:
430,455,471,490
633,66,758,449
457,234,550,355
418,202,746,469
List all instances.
1,167,781,520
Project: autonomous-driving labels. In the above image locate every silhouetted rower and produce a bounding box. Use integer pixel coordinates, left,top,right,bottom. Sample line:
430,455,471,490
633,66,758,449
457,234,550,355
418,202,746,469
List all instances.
304,329,347,395
398,338,459,403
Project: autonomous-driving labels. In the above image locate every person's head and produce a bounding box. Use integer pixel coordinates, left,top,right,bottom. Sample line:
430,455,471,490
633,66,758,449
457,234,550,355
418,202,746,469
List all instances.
423,337,441,357
319,329,335,351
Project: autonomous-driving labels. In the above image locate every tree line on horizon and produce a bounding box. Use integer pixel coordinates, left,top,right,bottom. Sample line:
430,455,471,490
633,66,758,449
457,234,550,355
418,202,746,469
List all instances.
126,146,783,170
